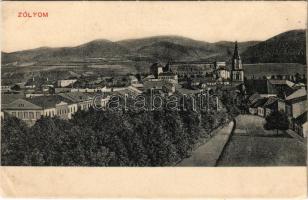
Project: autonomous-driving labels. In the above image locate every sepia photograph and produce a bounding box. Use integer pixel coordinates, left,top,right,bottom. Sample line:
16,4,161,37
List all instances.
1,1,307,169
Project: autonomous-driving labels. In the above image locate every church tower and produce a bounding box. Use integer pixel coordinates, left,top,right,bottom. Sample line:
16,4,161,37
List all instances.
231,41,244,82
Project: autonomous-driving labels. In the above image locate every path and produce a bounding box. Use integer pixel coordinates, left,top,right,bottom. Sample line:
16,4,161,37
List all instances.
177,121,234,166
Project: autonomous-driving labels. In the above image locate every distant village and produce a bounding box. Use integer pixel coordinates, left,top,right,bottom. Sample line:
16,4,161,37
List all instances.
1,42,307,137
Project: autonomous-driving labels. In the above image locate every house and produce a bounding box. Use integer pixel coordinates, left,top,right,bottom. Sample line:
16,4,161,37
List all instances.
249,98,267,115
150,63,164,78
24,79,36,89
142,75,156,82
263,97,279,117
247,93,261,106
41,84,55,94
1,85,11,92
57,79,77,87
292,112,308,137
269,79,295,98
29,95,78,120
244,79,278,97
143,79,176,95
168,61,215,78
214,61,226,70
158,72,178,84
285,88,307,119
2,98,44,125
59,92,94,111
129,75,139,85
156,63,179,84
215,66,230,80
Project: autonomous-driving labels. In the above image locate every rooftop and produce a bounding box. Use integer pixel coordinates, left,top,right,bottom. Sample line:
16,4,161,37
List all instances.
59,92,94,103
286,88,307,100
269,79,295,88
1,94,25,105
294,111,307,125
28,95,74,109
250,98,267,108
245,79,278,95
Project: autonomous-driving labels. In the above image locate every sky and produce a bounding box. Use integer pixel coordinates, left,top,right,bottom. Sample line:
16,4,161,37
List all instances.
2,1,307,52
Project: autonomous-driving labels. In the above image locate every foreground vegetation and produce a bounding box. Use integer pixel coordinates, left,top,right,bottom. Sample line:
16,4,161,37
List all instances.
1,87,244,166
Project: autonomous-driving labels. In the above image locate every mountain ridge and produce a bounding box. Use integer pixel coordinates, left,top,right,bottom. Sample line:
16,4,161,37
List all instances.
2,29,306,65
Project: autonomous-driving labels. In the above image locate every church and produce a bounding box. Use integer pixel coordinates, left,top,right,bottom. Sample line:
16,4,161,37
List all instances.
148,41,244,87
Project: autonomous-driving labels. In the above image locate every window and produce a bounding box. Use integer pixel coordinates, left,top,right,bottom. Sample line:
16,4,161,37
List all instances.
36,112,41,119
29,112,34,119
18,112,23,119
12,112,16,117
24,112,29,119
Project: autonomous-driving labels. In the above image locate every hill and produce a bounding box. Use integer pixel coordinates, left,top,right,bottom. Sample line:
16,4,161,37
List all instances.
2,39,131,65
242,29,306,64
2,30,305,66
118,36,259,62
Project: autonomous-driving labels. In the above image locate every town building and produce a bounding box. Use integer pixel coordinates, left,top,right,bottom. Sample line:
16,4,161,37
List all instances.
29,95,78,120
269,79,295,98
143,79,175,95
157,64,179,84
292,112,308,137
1,85,11,93
57,79,77,87
150,63,164,78
262,97,279,117
129,75,139,85
168,61,215,78
280,88,308,121
58,92,94,111
214,61,227,70
244,79,278,97
215,66,231,80
2,98,44,126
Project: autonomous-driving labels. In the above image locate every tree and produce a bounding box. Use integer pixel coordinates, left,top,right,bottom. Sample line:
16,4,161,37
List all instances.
11,84,21,91
264,111,289,135
1,115,30,165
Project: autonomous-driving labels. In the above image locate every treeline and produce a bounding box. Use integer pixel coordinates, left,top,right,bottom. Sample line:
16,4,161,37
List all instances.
242,30,306,64
1,88,245,166
1,99,233,166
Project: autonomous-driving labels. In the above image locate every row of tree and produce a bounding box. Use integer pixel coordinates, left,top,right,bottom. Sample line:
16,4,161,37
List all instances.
1,92,235,166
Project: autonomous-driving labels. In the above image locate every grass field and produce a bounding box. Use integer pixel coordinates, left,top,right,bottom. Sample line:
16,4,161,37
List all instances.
217,115,306,166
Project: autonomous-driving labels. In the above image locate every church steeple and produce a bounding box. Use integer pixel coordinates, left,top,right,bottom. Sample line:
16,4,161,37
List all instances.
232,41,242,70
233,41,240,60
231,41,244,82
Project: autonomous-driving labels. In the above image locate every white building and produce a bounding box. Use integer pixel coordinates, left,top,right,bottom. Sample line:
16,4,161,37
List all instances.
57,79,77,87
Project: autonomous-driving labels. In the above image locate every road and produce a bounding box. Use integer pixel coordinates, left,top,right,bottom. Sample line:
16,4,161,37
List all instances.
178,121,234,166
217,115,306,166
